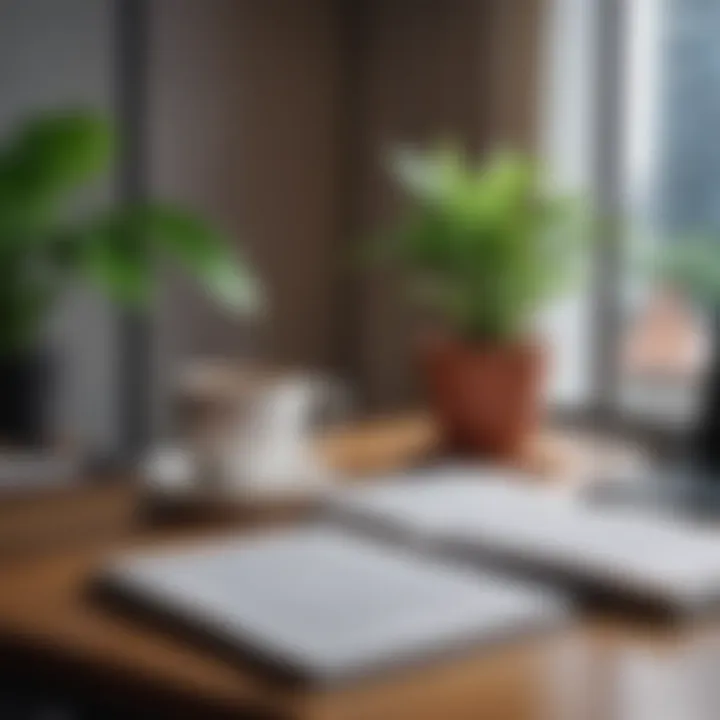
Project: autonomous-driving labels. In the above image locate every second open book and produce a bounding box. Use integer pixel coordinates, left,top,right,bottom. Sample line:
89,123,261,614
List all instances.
325,467,720,614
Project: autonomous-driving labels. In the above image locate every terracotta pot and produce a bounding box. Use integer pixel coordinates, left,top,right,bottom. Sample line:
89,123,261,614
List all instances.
419,335,544,459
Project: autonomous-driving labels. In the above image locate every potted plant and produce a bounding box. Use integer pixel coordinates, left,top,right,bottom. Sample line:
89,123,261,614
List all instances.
376,146,583,458
0,109,260,447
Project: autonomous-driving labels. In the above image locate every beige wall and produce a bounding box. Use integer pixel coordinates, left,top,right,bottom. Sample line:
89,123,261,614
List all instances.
148,0,545,419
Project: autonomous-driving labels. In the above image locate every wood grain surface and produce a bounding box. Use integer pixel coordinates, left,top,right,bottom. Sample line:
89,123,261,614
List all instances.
0,415,683,719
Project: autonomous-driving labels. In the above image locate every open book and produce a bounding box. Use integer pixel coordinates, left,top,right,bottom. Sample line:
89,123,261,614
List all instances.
100,524,568,685
325,468,720,614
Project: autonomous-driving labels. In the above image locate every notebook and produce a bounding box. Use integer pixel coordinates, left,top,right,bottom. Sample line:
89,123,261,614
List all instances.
325,470,720,614
100,526,568,685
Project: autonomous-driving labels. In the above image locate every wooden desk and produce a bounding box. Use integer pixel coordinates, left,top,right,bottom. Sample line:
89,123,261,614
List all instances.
0,417,699,719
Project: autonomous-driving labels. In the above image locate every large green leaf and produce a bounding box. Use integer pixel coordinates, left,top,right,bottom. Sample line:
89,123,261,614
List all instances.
78,213,153,307
0,108,260,354
7,111,114,190
138,206,262,314
0,110,114,242
77,205,261,315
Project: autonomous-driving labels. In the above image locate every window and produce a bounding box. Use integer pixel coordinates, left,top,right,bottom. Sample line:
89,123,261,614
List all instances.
542,0,714,428
540,0,596,407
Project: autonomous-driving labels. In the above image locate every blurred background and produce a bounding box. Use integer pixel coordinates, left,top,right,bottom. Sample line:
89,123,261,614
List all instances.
1,0,714,464
5,2,720,718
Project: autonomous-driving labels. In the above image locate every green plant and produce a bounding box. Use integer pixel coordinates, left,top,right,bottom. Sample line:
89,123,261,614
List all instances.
0,109,261,354
375,146,584,342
